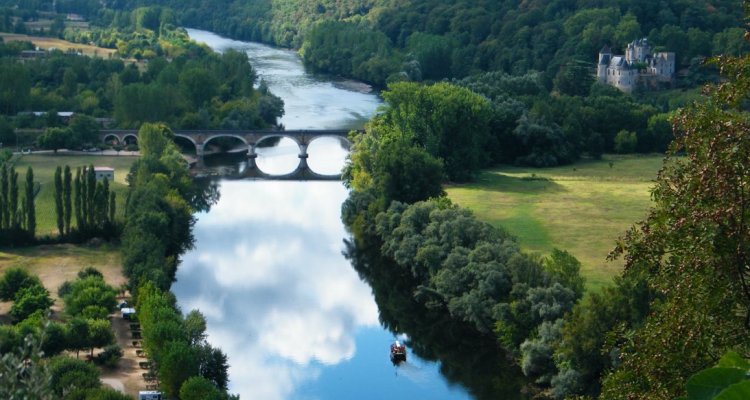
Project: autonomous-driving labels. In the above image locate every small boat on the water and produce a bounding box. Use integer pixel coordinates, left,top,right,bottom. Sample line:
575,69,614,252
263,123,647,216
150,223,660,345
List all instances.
390,340,407,364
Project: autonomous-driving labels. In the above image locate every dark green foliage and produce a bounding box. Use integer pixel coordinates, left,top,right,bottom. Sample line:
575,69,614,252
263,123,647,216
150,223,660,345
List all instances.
93,344,122,367
0,267,42,301
63,165,71,235
54,166,64,236
597,41,750,400
180,376,224,400
10,284,53,322
0,334,54,399
24,167,34,236
74,167,82,230
48,356,101,396
159,337,200,398
63,275,117,317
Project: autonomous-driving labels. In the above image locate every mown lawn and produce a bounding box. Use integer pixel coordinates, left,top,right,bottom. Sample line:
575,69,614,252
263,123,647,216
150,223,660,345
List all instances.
446,154,664,291
13,154,139,237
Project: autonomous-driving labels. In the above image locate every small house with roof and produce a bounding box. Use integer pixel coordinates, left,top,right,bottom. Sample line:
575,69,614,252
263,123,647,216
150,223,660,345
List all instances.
597,38,675,92
94,167,114,182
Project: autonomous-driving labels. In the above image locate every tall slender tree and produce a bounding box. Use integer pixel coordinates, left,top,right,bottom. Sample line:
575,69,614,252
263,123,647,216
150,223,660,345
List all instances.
74,167,82,231
1,165,7,229
101,177,110,225
63,165,72,235
10,167,18,228
108,192,116,225
25,167,34,237
86,165,95,229
54,166,63,236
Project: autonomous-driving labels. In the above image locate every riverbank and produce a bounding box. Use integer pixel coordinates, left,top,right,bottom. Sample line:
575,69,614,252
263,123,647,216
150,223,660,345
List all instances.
446,154,662,291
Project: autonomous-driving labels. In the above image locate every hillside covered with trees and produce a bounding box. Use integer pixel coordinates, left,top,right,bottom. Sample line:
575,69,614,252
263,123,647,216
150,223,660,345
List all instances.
4,0,735,167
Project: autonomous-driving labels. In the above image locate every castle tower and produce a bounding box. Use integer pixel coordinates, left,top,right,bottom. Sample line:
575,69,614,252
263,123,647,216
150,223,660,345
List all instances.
597,46,611,83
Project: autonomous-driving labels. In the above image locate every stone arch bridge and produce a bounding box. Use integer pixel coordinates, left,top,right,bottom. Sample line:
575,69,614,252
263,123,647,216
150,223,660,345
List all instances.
99,129,354,180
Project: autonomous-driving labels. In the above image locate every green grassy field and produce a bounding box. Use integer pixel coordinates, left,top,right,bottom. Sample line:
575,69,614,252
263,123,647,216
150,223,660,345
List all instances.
13,154,139,236
446,154,664,290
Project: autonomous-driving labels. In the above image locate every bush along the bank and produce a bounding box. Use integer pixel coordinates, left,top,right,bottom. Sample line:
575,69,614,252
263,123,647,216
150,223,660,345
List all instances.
120,122,233,398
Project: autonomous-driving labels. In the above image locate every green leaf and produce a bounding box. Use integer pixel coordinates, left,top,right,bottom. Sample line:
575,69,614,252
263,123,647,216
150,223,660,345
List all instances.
716,352,750,370
714,381,750,400
686,368,747,400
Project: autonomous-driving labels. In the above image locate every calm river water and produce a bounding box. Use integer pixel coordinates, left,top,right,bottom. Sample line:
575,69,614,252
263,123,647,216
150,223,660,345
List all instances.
173,29,473,399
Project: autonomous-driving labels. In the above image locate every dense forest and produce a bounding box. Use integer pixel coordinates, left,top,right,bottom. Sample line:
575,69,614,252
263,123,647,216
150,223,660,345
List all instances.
1,0,738,166
44,0,745,86
0,5,283,152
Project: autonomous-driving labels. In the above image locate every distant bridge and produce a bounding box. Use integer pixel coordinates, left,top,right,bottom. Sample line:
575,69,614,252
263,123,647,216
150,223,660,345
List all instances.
99,129,353,180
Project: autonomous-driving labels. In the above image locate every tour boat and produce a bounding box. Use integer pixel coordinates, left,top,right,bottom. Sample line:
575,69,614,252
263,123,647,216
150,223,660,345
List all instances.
390,340,407,364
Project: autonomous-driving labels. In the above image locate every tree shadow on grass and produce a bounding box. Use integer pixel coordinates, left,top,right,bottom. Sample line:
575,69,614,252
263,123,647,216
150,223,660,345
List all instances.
450,171,566,195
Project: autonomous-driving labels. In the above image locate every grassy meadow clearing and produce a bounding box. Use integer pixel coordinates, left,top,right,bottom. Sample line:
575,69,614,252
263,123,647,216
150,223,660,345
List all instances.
0,243,125,318
13,154,138,236
446,154,664,291
0,32,117,58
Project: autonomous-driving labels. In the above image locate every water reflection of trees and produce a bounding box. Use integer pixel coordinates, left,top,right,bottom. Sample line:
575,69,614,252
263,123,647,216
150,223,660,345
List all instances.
344,238,528,400
188,178,221,213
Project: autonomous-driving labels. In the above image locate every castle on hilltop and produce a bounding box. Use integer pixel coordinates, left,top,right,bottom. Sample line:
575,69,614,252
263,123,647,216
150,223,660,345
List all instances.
597,38,675,92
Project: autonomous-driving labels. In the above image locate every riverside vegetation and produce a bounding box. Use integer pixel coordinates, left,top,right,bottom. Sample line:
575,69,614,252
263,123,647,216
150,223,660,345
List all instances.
341,31,750,398
1,1,749,399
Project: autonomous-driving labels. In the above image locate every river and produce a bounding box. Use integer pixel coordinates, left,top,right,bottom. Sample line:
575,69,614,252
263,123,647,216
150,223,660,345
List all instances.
172,29,475,399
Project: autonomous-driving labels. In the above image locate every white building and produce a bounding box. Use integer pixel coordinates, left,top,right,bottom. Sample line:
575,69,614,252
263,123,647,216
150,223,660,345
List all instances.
94,167,114,182
597,38,675,92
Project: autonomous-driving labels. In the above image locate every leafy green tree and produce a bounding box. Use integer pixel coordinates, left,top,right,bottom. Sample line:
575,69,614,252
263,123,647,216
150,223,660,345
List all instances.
86,318,115,359
0,267,42,301
613,130,637,153
197,343,230,391
180,376,224,400
49,355,100,396
0,334,53,399
63,275,117,317
66,317,90,359
601,39,750,400
544,249,585,300
554,60,594,97
184,309,207,346
159,340,199,399
37,128,73,153
10,285,53,322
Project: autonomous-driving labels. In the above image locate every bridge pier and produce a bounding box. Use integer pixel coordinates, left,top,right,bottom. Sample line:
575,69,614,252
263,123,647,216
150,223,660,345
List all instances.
195,142,205,169
247,144,258,170
297,144,309,171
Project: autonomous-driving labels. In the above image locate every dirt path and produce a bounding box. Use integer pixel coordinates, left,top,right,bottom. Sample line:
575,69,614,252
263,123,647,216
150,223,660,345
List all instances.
101,307,151,398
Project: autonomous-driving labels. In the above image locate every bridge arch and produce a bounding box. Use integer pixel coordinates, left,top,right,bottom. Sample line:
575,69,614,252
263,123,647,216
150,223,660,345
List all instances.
203,134,249,147
307,135,351,150
102,134,120,145
123,134,138,146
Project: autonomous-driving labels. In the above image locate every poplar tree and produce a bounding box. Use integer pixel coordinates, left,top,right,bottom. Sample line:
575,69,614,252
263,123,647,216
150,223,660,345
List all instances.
1,165,7,229
63,165,72,235
102,177,109,223
54,166,63,236
86,165,95,229
74,167,82,231
108,192,116,224
24,167,34,237
9,167,18,228
94,182,104,227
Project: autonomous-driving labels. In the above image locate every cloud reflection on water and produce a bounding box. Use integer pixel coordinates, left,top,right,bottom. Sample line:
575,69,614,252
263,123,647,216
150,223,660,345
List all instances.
173,181,379,399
